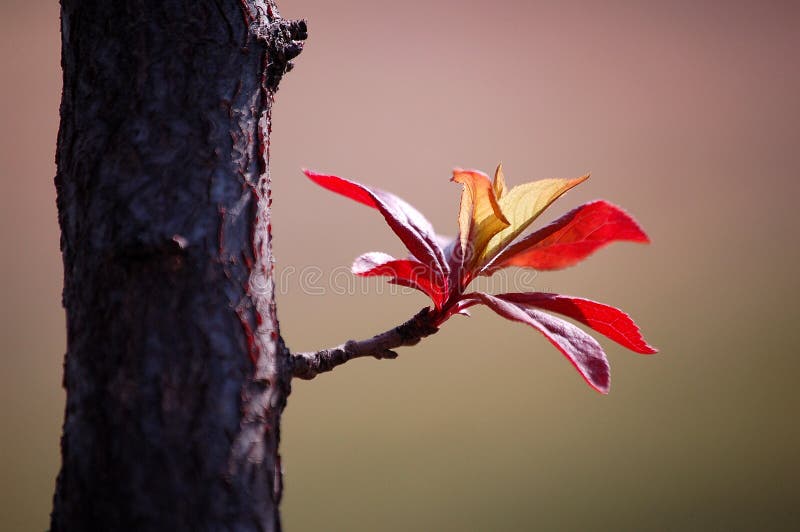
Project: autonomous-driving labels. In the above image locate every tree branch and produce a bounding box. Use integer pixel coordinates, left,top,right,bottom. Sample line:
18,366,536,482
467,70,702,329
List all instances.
291,307,439,379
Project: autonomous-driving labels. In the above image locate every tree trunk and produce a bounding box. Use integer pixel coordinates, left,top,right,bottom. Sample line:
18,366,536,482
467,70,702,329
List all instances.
51,1,304,530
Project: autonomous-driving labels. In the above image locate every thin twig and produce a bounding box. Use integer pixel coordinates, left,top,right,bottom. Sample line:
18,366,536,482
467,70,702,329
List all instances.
291,307,439,379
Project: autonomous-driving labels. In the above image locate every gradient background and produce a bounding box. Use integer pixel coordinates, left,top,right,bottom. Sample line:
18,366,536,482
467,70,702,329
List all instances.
2,1,799,530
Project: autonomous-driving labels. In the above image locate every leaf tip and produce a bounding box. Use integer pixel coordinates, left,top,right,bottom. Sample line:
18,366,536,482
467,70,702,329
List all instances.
640,344,659,355
584,357,610,394
494,162,504,181
450,167,467,183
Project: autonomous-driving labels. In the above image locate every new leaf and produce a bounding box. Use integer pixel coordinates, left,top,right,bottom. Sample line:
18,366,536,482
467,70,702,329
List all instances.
304,166,656,393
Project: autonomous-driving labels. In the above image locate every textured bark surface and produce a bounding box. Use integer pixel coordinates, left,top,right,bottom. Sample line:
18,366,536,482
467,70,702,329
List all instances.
52,1,304,530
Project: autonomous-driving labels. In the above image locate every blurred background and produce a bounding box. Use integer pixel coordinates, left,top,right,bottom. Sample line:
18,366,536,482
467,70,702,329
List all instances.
2,0,799,530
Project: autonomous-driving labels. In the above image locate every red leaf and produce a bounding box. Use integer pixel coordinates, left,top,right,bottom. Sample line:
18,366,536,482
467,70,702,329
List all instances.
496,292,657,354
304,170,449,279
471,292,610,393
353,252,447,309
485,200,649,272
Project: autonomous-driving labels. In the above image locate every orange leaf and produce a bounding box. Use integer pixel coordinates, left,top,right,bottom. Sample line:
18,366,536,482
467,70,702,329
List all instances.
493,163,508,199
451,169,509,271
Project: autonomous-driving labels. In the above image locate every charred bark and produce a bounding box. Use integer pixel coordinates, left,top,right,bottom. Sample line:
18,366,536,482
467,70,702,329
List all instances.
51,1,304,530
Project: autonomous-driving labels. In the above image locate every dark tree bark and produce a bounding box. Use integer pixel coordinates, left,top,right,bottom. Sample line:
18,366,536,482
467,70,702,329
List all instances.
52,1,305,530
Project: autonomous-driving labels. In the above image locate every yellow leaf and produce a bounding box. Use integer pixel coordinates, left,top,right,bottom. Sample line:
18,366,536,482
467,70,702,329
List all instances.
480,173,590,266
452,169,509,268
493,163,508,199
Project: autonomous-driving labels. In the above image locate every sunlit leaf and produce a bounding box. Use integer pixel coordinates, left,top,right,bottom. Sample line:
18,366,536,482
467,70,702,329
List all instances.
481,174,589,266
493,163,508,199
353,252,446,309
309,163,655,393
452,169,509,271
471,292,610,393
496,292,657,354
304,170,448,279
485,200,649,272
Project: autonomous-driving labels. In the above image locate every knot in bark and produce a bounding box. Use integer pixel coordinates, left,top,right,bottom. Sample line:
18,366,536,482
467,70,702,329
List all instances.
249,16,307,89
